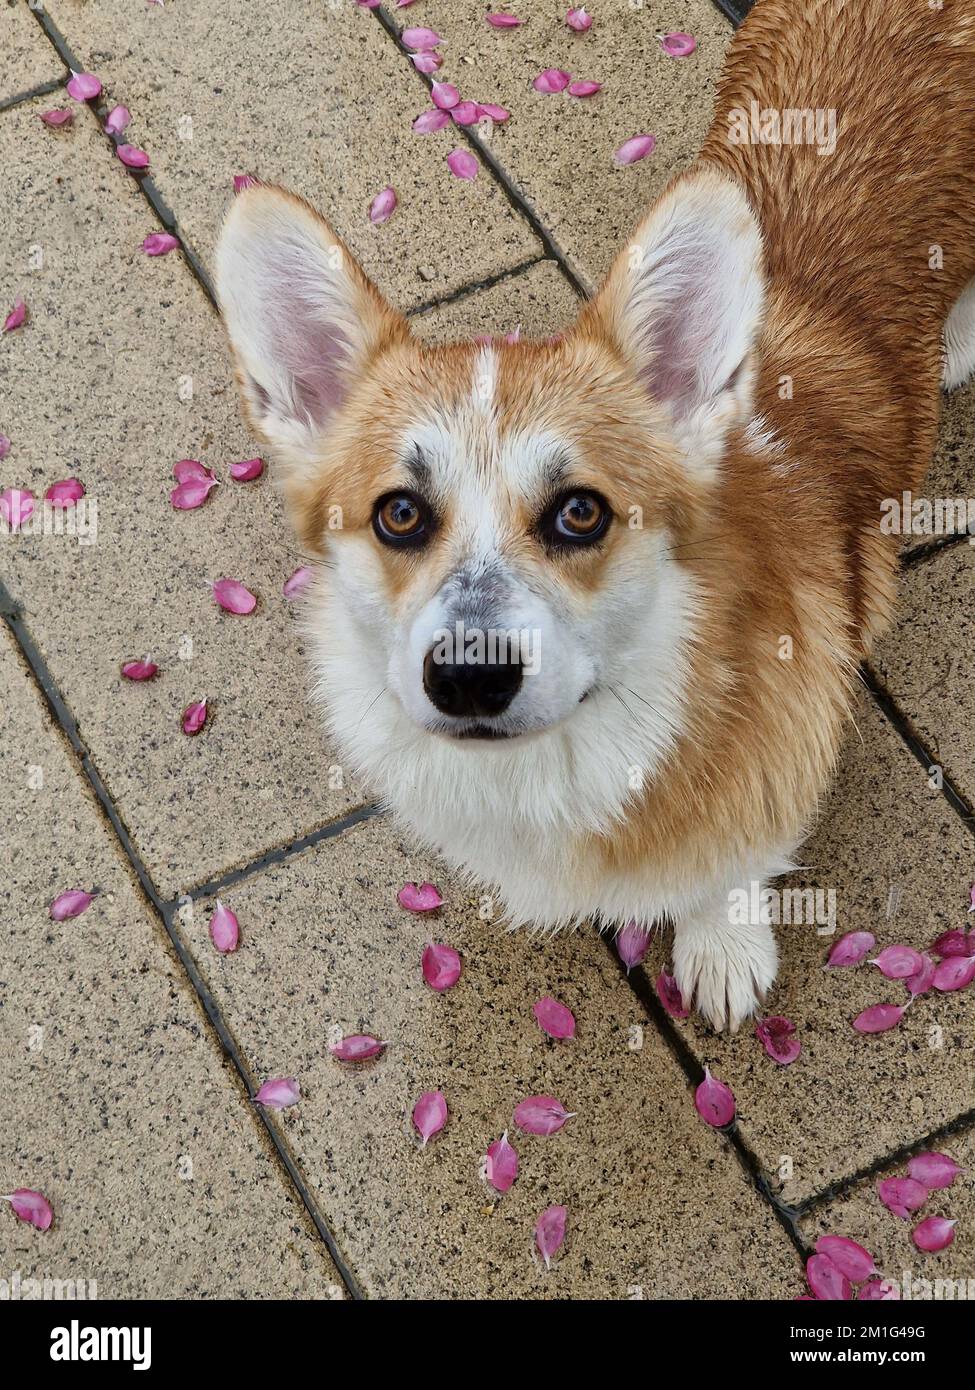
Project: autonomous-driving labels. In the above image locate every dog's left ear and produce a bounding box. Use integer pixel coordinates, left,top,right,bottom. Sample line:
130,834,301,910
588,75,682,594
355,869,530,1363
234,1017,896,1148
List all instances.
580,166,765,472
215,184,408,476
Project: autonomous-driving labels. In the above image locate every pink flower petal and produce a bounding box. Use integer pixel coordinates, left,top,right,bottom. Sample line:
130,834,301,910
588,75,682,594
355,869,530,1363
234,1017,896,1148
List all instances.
212,577,257,614
930,929,974,958
229,456,264,481
117,144,150,170
0,487,35,530
485,1131,518,1191
0,434,10,459
2,1189,53,1231
39,109,74,127
173,458,212,483
66,71,102,101
694,1067,735,1127
535,1204,567,1269
659,32,697,57
253,1076,300,1109
142,232,180,256
3,298,27,332
878,1176,928,1219
49,889,95,921
446,148,479,180
815,1235,876,1282
912,1216,956,1252
121,658,159,681
852,1002,908,1033
858,1279,900,1300
533,995,575,1040
329,1034,386,1062
825,930,875,967
44,478,85,507
412,108,451,133
805,1253,852,1301
755,1015,802,1065
398,881,444,912
412,51,443,74
566,8,593,32
209,900,240,953
170,476,218,510
105,105,131,135
431,81,460,110
476,102,510,122
907,1151,965,1190
656,969,689,1018
614,134,656,165
905,953,937,997
369,185,397,225
568,80,602,97
486,11,522,26
933,954,975,991
182,697,208,735
869,944,924,979
283,566,313,599
513,1095,575,1136
233,173,257,193
615,919,650,972
533,68,571,94
402,26,443,51
451,101,481,125
421,942,462,992
412,1090,448,1145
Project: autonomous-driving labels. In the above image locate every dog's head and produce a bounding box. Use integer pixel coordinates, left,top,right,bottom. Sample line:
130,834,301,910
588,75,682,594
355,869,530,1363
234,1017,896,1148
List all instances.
215,171,764,837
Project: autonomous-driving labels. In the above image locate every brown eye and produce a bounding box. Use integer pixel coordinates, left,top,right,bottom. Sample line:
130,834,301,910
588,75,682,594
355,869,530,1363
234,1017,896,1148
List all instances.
373,492,431,547
541,490,611,547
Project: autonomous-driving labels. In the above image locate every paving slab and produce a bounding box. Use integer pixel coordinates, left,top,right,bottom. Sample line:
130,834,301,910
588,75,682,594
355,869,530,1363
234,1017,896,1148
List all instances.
799,1123,975,1302
874,546,975,802
41,0,542,307
903,380,975,553
642,694,975,1207
411,258,578,342
0,94,368,899
0,624,345,1299
1,1,64,105
396,0,732,291
170,813,801,1299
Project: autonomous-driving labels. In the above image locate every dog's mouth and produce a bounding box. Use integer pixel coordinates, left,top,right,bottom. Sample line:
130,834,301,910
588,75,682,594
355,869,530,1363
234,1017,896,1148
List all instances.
431,686,596,743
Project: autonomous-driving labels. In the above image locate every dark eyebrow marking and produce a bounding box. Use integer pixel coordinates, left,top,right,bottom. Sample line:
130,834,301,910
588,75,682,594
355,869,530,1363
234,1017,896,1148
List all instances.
543,450,572,490
404,445,431,492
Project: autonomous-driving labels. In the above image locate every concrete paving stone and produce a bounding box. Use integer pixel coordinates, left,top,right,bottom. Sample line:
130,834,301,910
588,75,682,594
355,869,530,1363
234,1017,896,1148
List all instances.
800,1123,975,1302
41,0,542,308
0,625,346,1299
398,0,732,291
0,94,367,899
411,258,579,342
643,694,975,1207
874,546,975,801
1,1,65,104
903,380,975,552
171,813,801,1300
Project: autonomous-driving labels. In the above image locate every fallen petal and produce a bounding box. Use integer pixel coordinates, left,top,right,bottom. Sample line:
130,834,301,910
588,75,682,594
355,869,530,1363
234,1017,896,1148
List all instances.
858,1279,901,1300
412,51,443,74
659,32,697,57
3,298,27,332
907,1151,965,1191
170,476,218,510
825,930,875,967
2,1189,53,1231
212,577,257,614
283,566,313,599
933,954,975,991
209,900,240,953
398,881,444,912
117,144,150,170
446,148,479,180
422,942,462,992
930,929,974,958
66,70,102,101
233,173,257,193
870,944,924,980
852,1002,907,1034
614,134,656,165
806,1253,852,1301
45,478,85,507
0,434,10,459
533,995,575,1039
229,456,264,481
412,108,451,133
329,1034,386,1062
615,919,650,972
877,1176,928,1218
535,1204,567,1269
533,68,571,94
656,969,689,1019
905,953,937,997
912,1216,956,1253
39,109,74,127
486,11,522,26
142,232,180,256
182,698,208,735
172,458,212,483
755,1015,802,1065
451,101,480,125
431,81,460,110
694,1067,735,1127
402,26,443,51
412,1090,448,1144
477,102,510,122
0,487,35,530
105,105,131,135
815,1235,876,1282
568,80,602,97
485,1131,518,1191
49,889,95,921
369,185,397,225
566,8,593,32
120,658,159,681
513,1095,574,1136
253,1076,300,1109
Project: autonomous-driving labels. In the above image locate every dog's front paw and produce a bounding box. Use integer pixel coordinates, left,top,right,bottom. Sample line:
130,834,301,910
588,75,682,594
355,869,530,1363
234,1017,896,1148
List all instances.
672,916,778,1033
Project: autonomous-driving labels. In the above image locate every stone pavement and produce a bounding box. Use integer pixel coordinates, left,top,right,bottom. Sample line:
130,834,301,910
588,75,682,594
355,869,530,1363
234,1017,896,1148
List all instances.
1,0,973,1300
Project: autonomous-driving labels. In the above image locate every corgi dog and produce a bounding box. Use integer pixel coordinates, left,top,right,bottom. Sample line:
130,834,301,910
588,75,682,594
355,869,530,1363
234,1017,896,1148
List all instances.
215,0,975,1030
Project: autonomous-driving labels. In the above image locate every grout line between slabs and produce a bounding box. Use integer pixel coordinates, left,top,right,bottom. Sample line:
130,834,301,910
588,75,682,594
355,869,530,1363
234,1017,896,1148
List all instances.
0,76,66,113
0,582,364,1300
406,256,559,319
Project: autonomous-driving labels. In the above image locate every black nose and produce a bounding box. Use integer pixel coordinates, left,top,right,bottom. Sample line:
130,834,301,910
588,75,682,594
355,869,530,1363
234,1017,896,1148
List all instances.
423,649,523,719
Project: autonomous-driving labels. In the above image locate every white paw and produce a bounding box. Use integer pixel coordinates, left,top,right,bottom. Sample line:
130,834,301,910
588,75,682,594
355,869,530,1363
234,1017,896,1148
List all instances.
672,918,778,1033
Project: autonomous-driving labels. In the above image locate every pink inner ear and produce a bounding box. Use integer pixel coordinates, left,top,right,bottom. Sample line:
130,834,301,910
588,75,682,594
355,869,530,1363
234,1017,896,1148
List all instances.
636,248,716,421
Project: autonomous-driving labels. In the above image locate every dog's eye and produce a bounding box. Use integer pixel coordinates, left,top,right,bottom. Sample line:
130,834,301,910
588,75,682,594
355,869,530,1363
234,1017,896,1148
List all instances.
373,492,431,547
540,490,610,547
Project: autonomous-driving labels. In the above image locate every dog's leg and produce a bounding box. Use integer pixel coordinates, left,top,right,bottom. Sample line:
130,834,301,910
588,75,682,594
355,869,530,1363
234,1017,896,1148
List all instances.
943,276,975,391
672,885,778,1033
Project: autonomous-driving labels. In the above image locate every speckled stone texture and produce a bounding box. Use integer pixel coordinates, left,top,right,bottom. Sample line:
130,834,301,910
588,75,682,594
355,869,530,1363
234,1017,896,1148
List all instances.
169,815,800,1299
411,259,579,342
39,0,542,306
903,381,975,552
0,2,64,103
643,695,975,1205
0,626,345,1298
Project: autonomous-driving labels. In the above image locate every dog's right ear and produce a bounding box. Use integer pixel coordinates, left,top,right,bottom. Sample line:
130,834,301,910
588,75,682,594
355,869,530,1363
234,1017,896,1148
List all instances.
215,185,408,474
